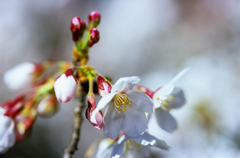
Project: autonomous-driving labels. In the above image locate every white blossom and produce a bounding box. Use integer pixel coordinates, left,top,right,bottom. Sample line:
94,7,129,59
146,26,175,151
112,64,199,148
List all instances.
3,62,37,91
0,107,16,154
152,68,189,133
93,76,154,140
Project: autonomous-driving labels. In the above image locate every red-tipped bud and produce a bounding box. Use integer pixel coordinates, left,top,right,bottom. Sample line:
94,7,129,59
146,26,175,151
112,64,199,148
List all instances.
37,94,58,118
4,102,23,118
54,69,78,103
15,109,37,143
97,76,112,97
134,85,155,98
70,16,83,42
14,99,35,123
1,95,24,111
88,11,101,28
90,28,100,43
85,93,103,130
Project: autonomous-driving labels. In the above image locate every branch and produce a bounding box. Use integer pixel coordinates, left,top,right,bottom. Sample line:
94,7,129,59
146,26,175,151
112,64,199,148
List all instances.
63,85,86,158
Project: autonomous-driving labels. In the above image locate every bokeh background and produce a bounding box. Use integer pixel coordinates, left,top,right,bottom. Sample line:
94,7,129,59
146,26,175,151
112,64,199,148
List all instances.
1,0,240,157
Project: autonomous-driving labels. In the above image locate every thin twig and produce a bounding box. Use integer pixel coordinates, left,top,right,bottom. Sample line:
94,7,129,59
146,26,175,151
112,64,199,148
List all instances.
63,85,86,158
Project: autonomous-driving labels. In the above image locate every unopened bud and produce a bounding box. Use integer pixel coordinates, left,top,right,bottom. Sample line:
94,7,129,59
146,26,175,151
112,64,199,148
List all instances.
88,11,101,28
15,109,37,142
4,102,23,118
97,76,112,97
14,99,35,123
3,62,43,91
37,94,58,118
16,122,32,143
54,69,78,103
85,93,103,130
89,28,100,46
70,16,83,42
134,85,155,98
1,95,24,111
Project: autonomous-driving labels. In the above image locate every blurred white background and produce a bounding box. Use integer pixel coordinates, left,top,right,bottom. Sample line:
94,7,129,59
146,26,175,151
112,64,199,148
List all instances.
1,0,240,157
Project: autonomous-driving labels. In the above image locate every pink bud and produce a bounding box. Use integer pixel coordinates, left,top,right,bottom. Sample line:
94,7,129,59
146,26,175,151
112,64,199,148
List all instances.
134,85,155,98
85,93,103,130
88,11,101,28
97,76,112,97
54,69,78,103
70,17,86,42
1,95,24,111
90,28,100,43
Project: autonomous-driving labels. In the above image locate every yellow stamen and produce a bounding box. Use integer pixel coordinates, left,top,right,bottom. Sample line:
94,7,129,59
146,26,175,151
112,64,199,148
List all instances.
113,93,132,113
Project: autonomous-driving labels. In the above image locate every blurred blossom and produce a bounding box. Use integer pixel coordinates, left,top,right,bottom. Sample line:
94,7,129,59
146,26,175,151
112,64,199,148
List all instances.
3,62,42,91
0,107,15,153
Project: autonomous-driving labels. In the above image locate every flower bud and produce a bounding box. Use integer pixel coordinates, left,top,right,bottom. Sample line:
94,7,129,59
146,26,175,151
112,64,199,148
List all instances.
15,109,37,143
0,107,15,153
91,28,100,42
85,93,103,130
97,76,112,97
3,62,43,91
134,85,155,98
88,11,101,28
70,17,86,42
70,16,81,42
54,69,78,103
37,94,58,118
1,95,24,111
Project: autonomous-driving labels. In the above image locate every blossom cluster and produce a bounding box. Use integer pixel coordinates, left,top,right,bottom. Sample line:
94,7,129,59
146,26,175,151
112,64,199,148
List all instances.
0,10,188,158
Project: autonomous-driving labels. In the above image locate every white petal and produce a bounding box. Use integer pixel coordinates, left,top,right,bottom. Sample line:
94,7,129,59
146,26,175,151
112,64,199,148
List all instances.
54,74,77,103
85,138,113,158
155,108,177,133
153,85,174,104
170,87,186,109
61,76,77,102
4,62,35,91
126,90,154,113
0,113,15,153
154,138,171,151
111,76,140,93
111,135,127,158
129,133,170,150
122,102,147,137
152,68,190,107
103,103,123,139
96,139,114,158
168,67,190,85
0,107,6,115
103,124,109,138
92,92,117,116
129,133,156,146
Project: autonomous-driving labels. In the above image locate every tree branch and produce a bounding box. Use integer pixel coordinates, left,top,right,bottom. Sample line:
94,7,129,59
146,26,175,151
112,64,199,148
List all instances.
63,85,86,158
